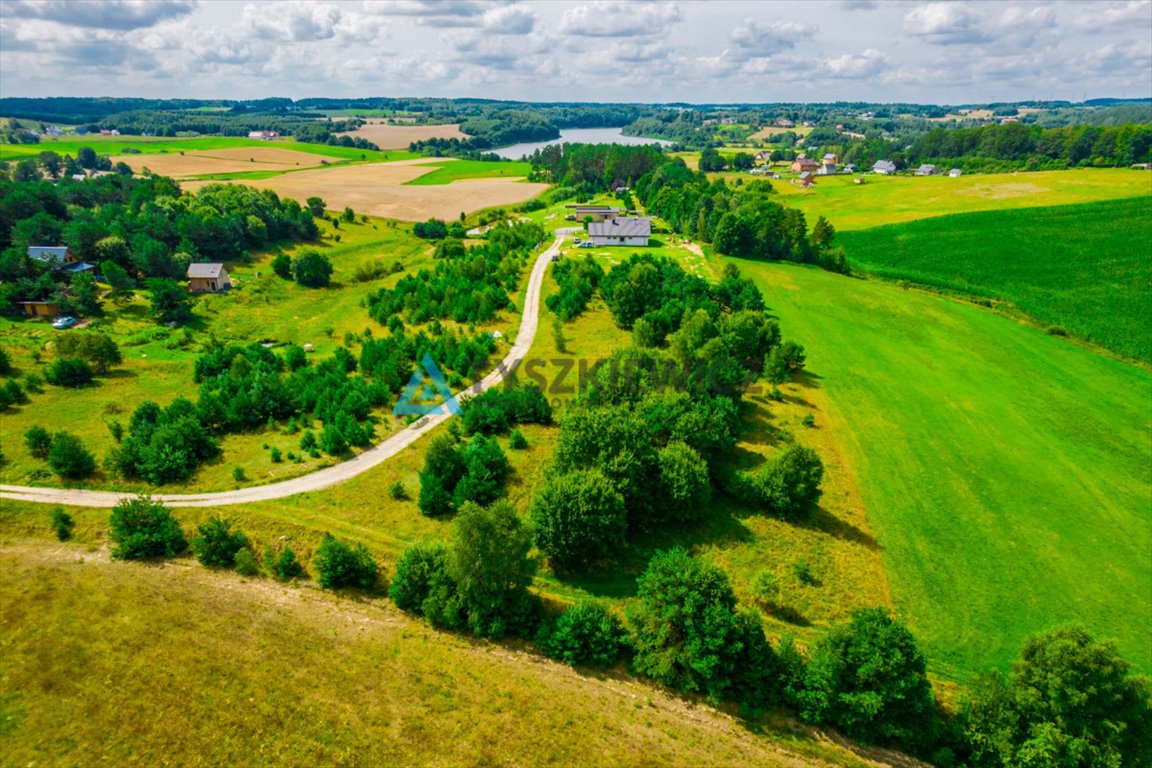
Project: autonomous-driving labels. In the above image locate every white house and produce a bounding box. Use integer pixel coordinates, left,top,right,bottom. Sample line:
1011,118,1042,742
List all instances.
28,245,72,266
948,168,963,178
817,153,838,176
187,263,232,293
873,160,897,175
916,164,938,176
588,217,651,247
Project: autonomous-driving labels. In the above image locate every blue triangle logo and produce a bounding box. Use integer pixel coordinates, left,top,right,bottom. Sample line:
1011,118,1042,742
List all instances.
394,354,460,416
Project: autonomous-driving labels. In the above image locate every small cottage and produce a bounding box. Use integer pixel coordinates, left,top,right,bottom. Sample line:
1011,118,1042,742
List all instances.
187,263,231,293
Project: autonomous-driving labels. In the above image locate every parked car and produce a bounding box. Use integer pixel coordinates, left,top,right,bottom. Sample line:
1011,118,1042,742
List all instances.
577,241,594,249
551,255,560,262
51,316,77,330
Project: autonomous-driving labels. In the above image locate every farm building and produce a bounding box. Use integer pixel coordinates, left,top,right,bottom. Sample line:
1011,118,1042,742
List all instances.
797,172,816,188
587,217,651,247
844,163,858,173
818,153,838,175
791,157,820,174
567,204,624,222
187,263,232,293
247,131,279,140
18,301,60,317
916,164,938,176
873,160,897,174
949,168,963,177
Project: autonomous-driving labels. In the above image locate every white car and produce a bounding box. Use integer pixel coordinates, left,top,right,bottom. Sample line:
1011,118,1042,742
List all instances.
51,316,77,330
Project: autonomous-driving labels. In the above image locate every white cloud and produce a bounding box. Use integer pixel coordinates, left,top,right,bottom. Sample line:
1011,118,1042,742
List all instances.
242,2,386,43
482,4,536,35
821,49,888,79
730,19,816,57
559,1,682,38
3,0,198,30
904,2,991,45
1074,0,1152,32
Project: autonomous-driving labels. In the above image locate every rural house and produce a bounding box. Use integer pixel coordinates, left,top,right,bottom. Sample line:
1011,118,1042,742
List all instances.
568,204,624,222
818,153,838,175
187,263,232,293
791,157,820,174
247,130,279,140
916,164,938,176
27,245,86,270
18,301,60,317
949,168,963,177
796,172,816,188
588,217,651,247
873,160,897,174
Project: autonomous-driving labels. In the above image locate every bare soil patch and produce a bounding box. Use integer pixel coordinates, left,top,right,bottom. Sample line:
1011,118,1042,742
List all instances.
339,120,467,149
113,147,332,177
184,159,548,221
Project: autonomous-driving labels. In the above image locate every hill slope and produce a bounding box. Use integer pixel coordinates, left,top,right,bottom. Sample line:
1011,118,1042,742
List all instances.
837,197,1152,362
0,541,907,768
732,260,1152,681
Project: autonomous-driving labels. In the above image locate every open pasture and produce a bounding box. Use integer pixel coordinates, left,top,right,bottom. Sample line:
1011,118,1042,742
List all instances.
0,135,408,162
768,168,1152,230
734,259,1152,680
337,120,466,148
838,197,1152,363
185,159,549,221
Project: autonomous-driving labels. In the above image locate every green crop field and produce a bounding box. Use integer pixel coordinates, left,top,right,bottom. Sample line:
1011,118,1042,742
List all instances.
730,259,1152,680
0,136,413,162
837,197,1152,363
766,168,1152,230
405,159,534,186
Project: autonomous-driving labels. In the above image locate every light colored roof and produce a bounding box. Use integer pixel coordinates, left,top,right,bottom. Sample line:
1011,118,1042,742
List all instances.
588,217,651,238
187,262,225,279
572,205,622,213
873,160,896,171
28,245,69,261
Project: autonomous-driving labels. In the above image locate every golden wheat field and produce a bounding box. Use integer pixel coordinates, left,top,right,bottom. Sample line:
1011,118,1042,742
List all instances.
337,120,467,148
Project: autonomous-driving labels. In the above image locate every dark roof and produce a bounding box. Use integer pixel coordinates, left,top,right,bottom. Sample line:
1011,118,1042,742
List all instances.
571,205,622,213
588,217,651,238
187,262,225,279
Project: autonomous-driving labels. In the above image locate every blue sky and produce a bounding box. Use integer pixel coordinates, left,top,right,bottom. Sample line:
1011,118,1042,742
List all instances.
1,0,1150,104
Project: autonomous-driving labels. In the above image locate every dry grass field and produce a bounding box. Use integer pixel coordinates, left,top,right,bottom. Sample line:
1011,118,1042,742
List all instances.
338,120,466,148
183,159,549,221
750,125,813,140
112,147,337,177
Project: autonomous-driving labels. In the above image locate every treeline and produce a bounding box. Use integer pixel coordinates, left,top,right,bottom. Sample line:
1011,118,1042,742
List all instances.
635,158,848,273
525,142,667,188
410,109,559,156
908,121,1152,170
365,222,543,326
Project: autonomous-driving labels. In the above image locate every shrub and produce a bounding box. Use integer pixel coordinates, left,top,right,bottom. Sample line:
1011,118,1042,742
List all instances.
531,469,627,571
389,481,407,500
54,332,122,373
232,466,246,482
655,441,711,522
271,253,292,279
751,569,780,603
108,495,188,560
0,379,27,408
802,412,816,428
270,446,282,463
264,545,306,581
45,358,94,387
234,548,260,577
50,507,74,541
793,560,817,585
538,602,625,667
47,432,96,479
800,607,936,748
191,517,250,568
508,428,527,450
299,430,317,452
24,425,52,458
738,445,824,519
291,250,333,288
314,533,379,590
389,541,453,615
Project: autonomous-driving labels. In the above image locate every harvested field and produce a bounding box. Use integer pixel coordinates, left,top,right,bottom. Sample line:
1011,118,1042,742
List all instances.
113,147,334,177
338,120,467,149
183,158,549,221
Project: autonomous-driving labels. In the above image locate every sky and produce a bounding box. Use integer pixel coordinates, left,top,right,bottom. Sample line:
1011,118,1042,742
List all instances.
1,0,1150,105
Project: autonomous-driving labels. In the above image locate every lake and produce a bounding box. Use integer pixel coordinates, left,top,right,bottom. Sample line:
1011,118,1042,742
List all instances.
492,127,672,159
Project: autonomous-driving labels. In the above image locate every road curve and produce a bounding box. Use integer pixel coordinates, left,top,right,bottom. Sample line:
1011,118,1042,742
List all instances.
0,232,569,508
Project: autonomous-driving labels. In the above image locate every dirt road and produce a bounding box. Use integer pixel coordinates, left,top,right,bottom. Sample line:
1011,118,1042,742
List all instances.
0,232,567,509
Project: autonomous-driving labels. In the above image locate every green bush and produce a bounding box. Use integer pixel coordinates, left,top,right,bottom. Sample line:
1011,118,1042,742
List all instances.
45,358,94,387
389,541,453,615
234,548,260,577
388,481,407,500
47,432,96,479
538,602,625,667
232,466,246,482
508,428,527,450
191,517,250,568
314,533,379,590
738,445,824,519
108,495,188,560
531,469,627,571
50,507,74,541
264,545,306,581
24,424,52,458
271,253,292,279
291,250,333,288
656,441,711,522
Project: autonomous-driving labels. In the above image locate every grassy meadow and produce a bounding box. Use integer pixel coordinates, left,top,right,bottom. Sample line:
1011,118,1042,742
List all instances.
838,197,1152,363
0,135,417,162
0,542,888,768
731,259,1152,680
765,168,1152,230
404,159,534,186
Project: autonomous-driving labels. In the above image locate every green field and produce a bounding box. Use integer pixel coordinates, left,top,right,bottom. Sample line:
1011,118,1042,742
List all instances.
731,259,1152,680
838,197,1152,363
405,159,534,186
765,168,1152,230
0,136,415,162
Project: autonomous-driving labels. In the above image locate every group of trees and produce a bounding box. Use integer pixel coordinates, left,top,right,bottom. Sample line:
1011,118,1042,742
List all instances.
365,222,542,326
412,217,466,240
546,254,604,321
908,121,1152,171
0,163,320,316
417,433,510,517
525,143,668,190
271,249,333,288
24,426,97,479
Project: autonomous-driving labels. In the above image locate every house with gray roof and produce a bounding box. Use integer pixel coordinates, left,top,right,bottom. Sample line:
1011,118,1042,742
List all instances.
187,262,232,293
588,217,651,247
872,160,897,175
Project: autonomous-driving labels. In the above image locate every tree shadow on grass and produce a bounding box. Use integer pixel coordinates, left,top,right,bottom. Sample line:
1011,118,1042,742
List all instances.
793,502,880,552
793,369,823,390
